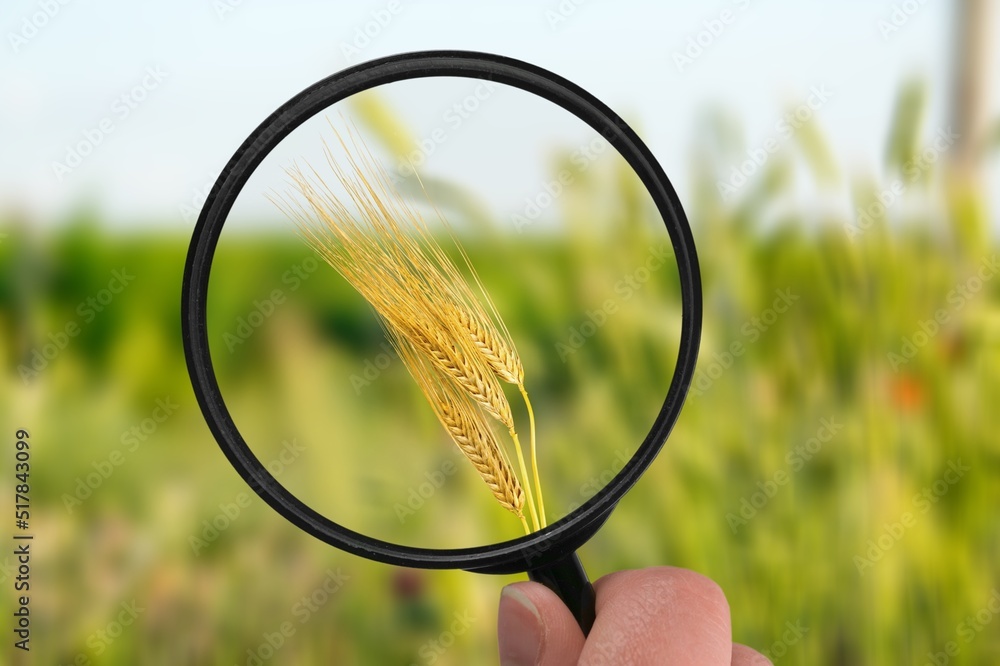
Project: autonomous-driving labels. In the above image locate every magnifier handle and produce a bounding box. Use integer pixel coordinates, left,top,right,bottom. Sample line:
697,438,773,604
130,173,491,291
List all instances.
527,551,596,635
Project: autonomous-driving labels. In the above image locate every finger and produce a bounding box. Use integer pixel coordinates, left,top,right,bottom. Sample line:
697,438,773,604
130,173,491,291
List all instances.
732,643,772,665
498,581,586,666
579,566,732,666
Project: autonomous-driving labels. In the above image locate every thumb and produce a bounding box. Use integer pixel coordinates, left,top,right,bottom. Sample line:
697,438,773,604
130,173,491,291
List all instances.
497,581,586,666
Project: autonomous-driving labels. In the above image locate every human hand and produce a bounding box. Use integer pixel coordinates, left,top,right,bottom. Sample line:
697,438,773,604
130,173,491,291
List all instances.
497,566,770,665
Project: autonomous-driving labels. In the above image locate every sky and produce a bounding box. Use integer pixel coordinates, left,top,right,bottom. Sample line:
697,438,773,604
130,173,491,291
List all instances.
1,0,997,229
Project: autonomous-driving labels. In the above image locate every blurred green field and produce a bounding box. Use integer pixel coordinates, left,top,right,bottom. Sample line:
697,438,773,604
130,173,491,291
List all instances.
2,85,1000,665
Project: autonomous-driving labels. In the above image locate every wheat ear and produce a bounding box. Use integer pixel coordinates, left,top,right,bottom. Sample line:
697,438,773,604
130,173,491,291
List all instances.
330,128,545,526
270,123,545,530
393,336,527,530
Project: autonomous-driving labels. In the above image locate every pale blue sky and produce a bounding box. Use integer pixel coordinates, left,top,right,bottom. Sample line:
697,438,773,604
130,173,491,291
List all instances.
1,0,997,228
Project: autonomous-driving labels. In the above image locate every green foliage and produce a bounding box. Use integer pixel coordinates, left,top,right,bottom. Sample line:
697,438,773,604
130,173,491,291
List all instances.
885,78,928,175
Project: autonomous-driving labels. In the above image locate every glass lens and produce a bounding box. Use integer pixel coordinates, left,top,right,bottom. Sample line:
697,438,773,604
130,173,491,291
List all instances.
206,77,681,549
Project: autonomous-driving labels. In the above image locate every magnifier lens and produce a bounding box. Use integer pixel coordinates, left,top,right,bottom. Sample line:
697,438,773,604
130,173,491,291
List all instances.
206,76,682,551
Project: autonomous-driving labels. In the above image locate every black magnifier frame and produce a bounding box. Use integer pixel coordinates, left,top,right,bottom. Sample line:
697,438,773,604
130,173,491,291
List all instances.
181,49,701,635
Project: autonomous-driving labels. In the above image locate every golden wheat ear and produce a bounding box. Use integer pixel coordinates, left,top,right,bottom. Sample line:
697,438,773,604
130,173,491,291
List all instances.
392,335,528,531
384,155,544,526
270,122,545,530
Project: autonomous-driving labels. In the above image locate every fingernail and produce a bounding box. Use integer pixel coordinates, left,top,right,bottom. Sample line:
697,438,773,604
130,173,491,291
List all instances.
498,586,543,666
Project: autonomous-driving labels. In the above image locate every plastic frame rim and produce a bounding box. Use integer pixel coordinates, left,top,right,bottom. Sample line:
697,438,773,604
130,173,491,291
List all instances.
180,49,702,576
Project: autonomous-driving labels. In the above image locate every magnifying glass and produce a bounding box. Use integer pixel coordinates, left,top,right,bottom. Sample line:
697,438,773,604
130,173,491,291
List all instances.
181,50,701,635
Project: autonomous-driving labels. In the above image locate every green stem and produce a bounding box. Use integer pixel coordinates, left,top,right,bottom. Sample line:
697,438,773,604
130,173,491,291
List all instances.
519,385,545,527
510,429,540,531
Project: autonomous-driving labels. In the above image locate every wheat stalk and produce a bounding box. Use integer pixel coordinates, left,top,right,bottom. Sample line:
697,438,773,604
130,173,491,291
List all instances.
269,122,546,532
